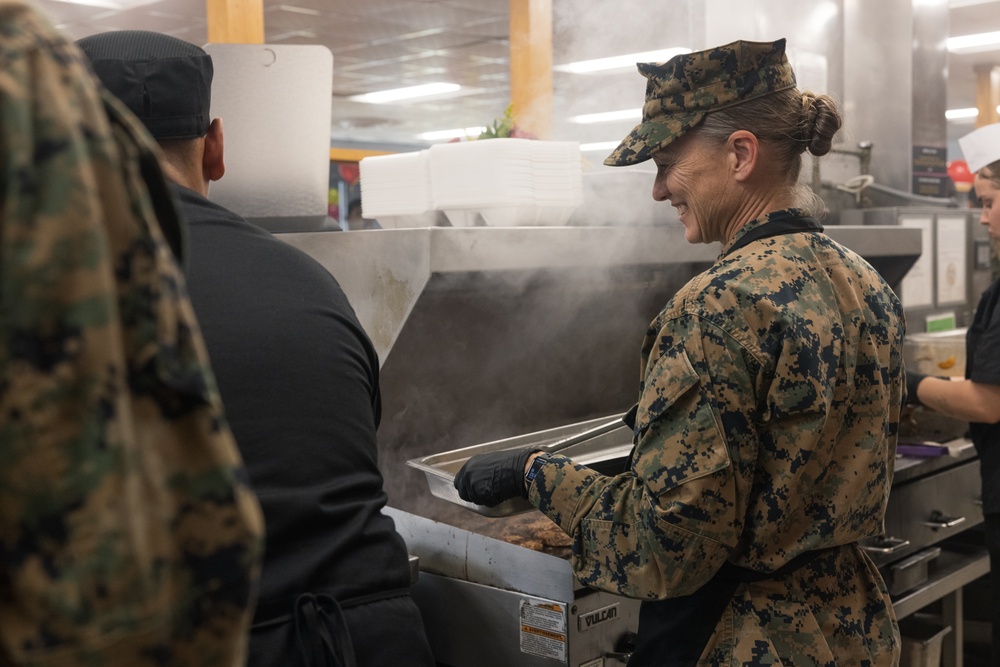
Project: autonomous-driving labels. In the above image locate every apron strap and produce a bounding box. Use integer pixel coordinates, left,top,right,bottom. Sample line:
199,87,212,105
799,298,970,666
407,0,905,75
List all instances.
627,546,841,667
252,587,410,667
293,592,356,667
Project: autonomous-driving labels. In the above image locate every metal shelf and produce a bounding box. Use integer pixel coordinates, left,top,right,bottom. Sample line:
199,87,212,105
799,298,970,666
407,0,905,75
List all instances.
893,544,989,619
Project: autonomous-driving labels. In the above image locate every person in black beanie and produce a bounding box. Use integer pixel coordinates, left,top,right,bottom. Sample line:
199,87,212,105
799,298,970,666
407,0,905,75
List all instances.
75,30,434,667
907,121,1000,664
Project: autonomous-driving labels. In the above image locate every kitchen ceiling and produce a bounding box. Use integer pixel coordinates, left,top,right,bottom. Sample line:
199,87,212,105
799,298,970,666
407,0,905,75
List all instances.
33,0,1000,152
945,0,1000,144
38,0,514,150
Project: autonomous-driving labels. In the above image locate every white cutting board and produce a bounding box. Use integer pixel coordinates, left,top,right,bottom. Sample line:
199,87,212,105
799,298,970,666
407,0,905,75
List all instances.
202,43,332,219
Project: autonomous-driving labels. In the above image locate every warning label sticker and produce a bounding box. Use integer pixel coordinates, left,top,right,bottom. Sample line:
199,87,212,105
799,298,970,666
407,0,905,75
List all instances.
519,599,567,662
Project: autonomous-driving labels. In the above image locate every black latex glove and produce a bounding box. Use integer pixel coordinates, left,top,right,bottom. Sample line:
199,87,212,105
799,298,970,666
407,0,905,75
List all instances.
454,448,537,507
906,371,928,406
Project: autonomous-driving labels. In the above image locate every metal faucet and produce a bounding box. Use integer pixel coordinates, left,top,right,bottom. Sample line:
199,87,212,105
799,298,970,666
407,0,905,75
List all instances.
812,141,875,206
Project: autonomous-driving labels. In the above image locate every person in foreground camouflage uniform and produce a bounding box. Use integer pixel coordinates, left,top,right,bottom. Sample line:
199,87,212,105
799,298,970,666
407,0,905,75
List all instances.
456,38,903,666
0,2,265,665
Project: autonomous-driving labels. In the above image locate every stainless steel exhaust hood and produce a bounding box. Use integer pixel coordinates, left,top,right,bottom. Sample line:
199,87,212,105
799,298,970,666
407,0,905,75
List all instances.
279,225,921,366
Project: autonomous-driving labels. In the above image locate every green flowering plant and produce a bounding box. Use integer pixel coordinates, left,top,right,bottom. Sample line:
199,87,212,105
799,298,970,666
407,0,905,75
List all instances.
476,104,537,140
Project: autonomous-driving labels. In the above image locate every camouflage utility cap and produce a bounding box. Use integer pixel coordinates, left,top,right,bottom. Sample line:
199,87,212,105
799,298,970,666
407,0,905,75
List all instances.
605,38,796,167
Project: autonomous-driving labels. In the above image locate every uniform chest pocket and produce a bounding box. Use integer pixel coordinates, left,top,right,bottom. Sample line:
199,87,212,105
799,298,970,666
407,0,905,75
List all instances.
631,348,731,497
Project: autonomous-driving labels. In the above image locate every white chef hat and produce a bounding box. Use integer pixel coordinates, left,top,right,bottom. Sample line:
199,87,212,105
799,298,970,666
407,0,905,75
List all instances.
958,122,1000,173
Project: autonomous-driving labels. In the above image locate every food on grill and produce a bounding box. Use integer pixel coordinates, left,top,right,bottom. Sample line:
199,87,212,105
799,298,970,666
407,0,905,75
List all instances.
504,535,544,551
483,514,574,554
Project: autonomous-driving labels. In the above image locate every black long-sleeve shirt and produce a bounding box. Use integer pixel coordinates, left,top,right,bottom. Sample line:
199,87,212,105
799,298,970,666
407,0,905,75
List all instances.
173,183,413,615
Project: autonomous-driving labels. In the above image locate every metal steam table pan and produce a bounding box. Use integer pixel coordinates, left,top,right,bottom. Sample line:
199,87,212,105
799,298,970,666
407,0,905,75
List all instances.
407,414,633,517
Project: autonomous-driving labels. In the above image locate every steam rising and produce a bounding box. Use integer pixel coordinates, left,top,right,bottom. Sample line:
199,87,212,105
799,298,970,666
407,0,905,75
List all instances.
377,260,711,524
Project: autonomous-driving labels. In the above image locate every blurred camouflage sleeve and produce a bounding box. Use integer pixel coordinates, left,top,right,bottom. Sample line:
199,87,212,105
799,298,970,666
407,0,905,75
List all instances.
0,2,264,665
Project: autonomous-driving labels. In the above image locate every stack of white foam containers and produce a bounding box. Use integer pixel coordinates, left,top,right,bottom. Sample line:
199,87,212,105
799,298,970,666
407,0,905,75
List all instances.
359,139,582,228
357,151,435,228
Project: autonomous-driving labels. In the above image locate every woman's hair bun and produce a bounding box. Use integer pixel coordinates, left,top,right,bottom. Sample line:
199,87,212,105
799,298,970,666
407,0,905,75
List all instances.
802,92,842,157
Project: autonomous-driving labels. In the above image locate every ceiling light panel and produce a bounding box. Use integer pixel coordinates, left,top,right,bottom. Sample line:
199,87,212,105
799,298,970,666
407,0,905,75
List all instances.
947,30,1000,51
555,48,692,74
35,0,124,22
946,107,980,119
570,109,642,124
45,0,158,9
948,0,1000,8
350,82,462,104
275,4,320,15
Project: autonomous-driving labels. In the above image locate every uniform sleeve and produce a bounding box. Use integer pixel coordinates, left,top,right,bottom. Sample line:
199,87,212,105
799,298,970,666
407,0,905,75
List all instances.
530,313,754,600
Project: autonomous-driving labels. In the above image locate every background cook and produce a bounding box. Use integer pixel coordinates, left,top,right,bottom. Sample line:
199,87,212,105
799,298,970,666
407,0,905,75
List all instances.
906,120,1000,666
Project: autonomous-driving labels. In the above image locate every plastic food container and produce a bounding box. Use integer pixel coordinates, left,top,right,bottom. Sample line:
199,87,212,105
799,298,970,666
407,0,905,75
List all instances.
903,329,967,378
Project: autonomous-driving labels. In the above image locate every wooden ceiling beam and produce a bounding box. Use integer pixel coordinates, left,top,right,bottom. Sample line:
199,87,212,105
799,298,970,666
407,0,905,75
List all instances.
975,64,1000,128
509,0,552,139
206,0,264,44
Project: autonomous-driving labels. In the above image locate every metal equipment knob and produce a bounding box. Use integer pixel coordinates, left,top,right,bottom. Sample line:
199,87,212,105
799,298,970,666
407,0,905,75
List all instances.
605,631,638,663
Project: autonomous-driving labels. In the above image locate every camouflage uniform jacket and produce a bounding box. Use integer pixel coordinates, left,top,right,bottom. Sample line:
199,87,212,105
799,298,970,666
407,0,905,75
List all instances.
0,3,265,665
530,209,903,665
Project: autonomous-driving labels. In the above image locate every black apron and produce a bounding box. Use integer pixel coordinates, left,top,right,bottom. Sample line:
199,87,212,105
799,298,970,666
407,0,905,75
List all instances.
251,587,411,667
627,549,838,666
625,214,827,667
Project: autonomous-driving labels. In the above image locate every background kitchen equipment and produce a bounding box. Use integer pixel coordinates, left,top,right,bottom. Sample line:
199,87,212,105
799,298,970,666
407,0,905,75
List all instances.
900,328,972,445
840,207,992,332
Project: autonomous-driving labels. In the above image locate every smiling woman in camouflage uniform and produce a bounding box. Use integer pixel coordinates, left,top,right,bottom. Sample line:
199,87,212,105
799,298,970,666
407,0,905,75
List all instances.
0,2,264,664
455,38,903,666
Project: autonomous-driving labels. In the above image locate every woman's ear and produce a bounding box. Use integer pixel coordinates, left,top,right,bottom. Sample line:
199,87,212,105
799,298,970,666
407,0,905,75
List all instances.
203,118,226,183
727,130,759,182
